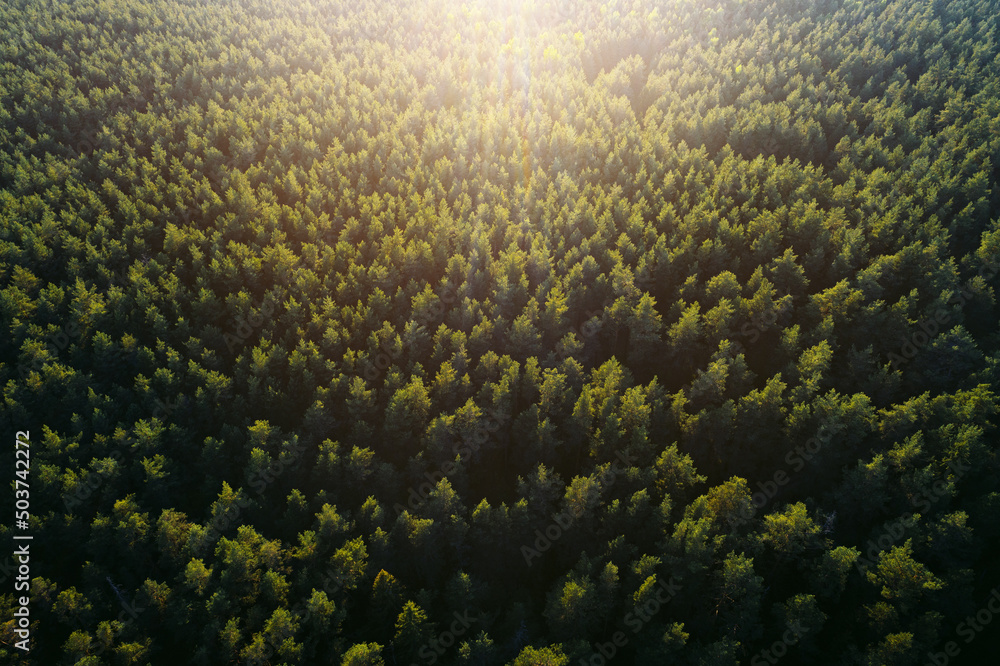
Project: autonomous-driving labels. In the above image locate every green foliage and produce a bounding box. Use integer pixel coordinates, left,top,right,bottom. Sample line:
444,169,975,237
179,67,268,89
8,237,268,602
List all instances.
2,0,1000,663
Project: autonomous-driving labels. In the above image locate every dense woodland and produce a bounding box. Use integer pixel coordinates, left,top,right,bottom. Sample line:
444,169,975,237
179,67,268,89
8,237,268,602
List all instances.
2,0,1000,663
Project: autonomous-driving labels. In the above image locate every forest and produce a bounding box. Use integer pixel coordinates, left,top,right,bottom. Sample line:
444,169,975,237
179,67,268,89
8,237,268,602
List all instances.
1,0,1000,664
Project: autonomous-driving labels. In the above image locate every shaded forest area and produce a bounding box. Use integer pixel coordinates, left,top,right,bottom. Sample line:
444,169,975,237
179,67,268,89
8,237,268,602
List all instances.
2,0,1000,663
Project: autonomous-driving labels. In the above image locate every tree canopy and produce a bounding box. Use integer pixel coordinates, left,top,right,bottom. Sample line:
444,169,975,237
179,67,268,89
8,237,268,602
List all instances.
2,0,1000,664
